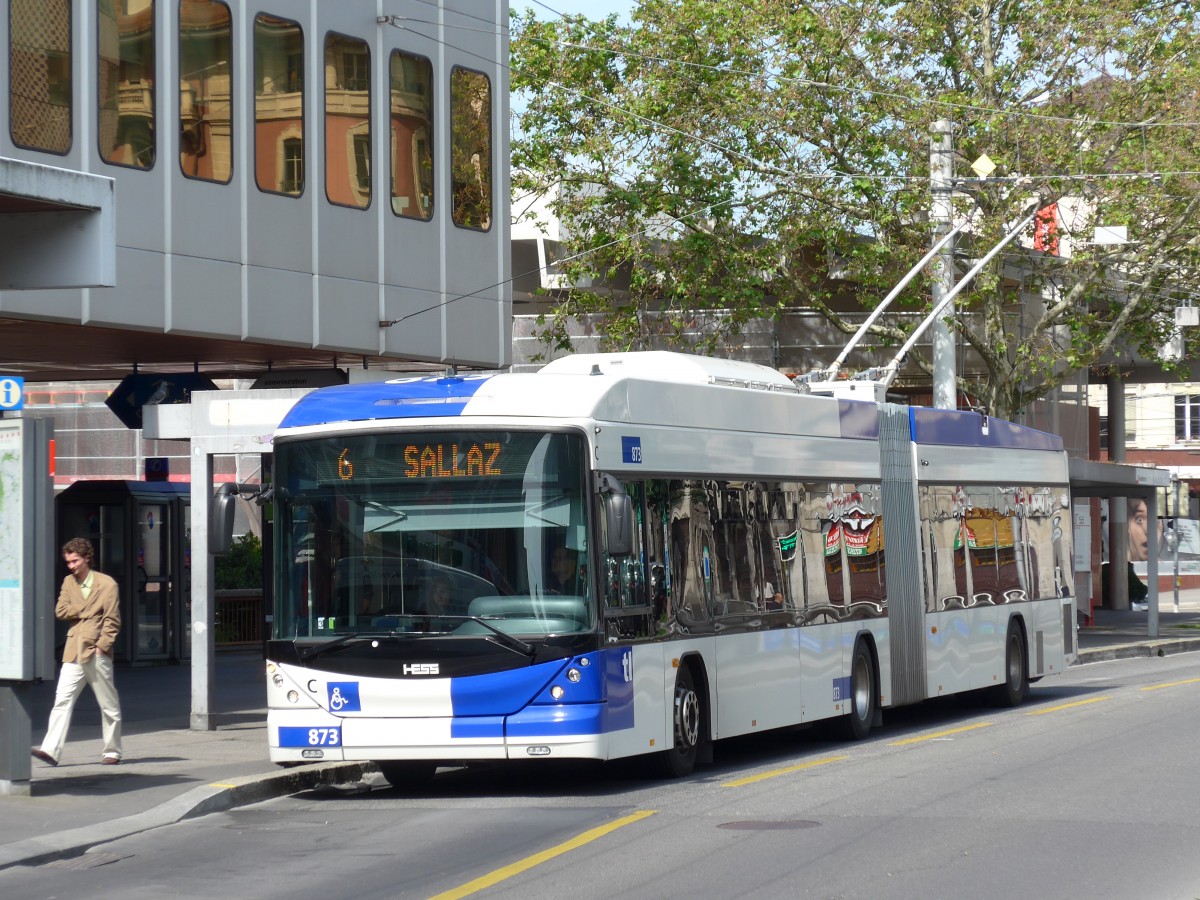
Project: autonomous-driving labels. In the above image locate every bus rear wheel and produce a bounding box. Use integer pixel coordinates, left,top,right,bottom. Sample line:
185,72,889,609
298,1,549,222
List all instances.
843,641,876,741
658,666,701,778
376,761,436,789
990,623,1028,707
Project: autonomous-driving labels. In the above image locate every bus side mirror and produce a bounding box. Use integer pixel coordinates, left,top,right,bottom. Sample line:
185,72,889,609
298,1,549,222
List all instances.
598,473,633,557
210,483,238,556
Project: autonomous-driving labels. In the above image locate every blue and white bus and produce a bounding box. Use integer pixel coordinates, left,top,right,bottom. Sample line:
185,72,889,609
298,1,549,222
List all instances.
263,352,1076,783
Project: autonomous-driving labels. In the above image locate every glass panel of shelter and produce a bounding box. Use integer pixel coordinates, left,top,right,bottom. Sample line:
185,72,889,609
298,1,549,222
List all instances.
135,501,170,659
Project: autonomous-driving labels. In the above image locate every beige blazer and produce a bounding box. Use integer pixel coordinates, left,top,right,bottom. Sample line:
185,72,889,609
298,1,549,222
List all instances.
56,571,121,663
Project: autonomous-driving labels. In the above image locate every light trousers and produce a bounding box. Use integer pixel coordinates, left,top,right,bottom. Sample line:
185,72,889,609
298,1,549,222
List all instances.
39,653,123,762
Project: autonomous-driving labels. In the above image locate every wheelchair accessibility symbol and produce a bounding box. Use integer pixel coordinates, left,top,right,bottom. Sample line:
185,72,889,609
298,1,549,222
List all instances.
327,682,361,712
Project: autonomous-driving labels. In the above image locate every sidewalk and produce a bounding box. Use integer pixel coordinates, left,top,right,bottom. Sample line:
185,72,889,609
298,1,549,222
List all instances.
4,597,1200,872
0,650,370,871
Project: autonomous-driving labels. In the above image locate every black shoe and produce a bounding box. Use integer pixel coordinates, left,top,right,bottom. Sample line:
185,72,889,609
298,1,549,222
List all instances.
31,748,58,767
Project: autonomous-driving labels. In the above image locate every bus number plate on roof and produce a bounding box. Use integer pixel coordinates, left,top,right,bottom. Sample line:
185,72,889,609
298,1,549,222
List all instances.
622,436,642,464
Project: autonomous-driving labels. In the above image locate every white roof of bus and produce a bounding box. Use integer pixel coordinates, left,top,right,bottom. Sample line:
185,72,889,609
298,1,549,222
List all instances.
462,352,834,437
537,351,798,390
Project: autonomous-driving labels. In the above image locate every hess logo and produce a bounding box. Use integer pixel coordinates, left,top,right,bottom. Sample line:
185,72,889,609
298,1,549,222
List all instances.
403,663,440,676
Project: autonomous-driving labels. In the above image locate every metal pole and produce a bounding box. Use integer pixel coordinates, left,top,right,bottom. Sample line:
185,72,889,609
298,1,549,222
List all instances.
1148,491,1159,639
1107,371,1129,610
930,120,956,409
1173,476,1181,613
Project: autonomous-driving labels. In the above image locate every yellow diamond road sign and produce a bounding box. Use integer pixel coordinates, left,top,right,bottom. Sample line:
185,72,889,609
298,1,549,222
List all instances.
971,154,997,178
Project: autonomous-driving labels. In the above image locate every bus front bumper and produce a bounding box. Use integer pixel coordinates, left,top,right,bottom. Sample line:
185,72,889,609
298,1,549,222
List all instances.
268,703,609,764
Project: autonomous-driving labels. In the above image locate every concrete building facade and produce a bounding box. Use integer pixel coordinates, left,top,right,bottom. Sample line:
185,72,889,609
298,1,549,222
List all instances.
2,0,510,378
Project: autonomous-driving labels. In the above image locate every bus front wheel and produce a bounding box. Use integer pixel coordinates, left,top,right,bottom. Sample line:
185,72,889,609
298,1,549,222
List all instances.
659,666,702,777
376,761,436,789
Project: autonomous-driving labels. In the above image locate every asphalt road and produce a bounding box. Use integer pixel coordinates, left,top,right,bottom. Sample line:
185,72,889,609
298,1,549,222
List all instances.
4,652,1200,900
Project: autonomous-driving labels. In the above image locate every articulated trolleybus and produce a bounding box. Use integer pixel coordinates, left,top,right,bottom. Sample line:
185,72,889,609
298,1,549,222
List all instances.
265,352,1076,784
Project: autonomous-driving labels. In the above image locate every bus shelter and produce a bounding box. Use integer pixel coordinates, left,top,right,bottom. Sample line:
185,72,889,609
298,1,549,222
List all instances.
1069,458,1171,636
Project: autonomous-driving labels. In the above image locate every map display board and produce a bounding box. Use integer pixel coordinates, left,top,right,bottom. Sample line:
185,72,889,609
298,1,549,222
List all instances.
0,420,24,678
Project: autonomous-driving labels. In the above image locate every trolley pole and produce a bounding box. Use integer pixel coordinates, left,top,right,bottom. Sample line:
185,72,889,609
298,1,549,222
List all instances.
930,120,956,410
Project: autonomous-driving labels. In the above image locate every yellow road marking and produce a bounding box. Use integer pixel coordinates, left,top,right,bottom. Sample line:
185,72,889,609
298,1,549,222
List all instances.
209,783,238,788
889,722,993,746
1026,696,1111,715
722,755,849,787
429,810,657,900
1141,677,1200,692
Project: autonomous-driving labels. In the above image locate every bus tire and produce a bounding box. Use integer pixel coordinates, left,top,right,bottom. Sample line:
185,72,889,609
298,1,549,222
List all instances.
991,622,1028,707
843,640,876,741
659,666,702,778
376,761,436,788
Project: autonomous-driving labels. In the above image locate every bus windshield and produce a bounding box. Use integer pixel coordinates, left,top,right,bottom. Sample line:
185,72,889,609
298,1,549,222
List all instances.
272,430,593,640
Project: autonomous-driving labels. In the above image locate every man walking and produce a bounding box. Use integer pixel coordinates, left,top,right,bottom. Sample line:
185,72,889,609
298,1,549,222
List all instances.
32,538,124,767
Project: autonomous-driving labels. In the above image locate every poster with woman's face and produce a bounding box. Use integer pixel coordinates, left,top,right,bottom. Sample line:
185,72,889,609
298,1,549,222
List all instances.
1128,498,1200,576
1127,498,1154,562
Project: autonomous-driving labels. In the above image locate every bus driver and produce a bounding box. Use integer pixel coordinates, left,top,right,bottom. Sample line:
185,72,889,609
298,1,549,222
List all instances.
548,546,578,594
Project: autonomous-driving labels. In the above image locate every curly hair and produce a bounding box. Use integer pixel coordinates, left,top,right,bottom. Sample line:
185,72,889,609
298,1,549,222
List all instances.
61,537,95,563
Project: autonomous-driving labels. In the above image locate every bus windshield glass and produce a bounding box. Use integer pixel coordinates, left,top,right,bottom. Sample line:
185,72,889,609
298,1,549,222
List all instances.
272,430,593,640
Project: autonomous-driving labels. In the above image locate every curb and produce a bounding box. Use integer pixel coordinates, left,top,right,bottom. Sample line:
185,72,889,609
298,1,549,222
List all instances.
1074,638,1200,665
0,761,372,872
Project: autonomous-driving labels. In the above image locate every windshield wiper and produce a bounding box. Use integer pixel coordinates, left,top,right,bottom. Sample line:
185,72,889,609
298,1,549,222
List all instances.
300,632,377,661
466,616,535,656
300,617,535,660
406,614,535,656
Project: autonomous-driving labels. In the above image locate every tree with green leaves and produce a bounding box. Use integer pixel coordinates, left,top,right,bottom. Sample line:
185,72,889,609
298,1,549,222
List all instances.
511,1,1200,419
215,532,263,591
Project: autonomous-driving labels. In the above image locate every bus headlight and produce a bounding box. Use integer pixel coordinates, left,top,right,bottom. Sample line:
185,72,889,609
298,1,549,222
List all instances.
287,690,300,704
272,674,285,688
550,685,565,700
566,668,582,683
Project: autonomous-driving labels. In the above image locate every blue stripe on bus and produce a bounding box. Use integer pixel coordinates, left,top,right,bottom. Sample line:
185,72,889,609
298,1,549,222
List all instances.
909,406,1063,451
604,648,635,732
444,651,624,739
505,703,605,737
279,375,494,428
450,659,567,716
446,705,612,740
